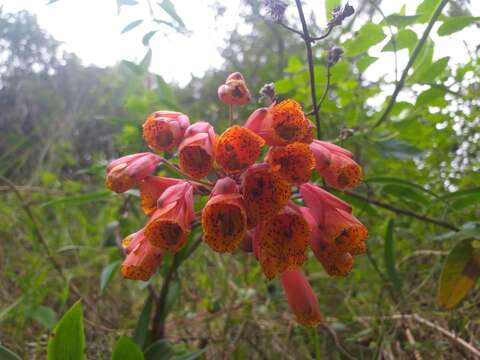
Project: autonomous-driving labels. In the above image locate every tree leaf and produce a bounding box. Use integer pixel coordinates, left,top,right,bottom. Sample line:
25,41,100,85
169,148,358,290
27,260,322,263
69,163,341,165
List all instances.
111,336,144,360
41,190,112,207
142,30,158,46
415,87,446,107
416,0,442,23
344,23,386,57
440,187,480,210
144,340,174,360
31,305,58,330
0,344,21,360
133,295,154,349
376,139,423,160
384,14,422,27
100,260,121,296
384,219,403,299
366,176,440,200
437,239,480,309
411,57,449,83
141,48,153,70
438,16,480,36
325,0,341,21
382,29,418,53
356,56,378,72
174,349,208,360
121,19,143,34
117,0,139,14
158,0,185,28
47,300,85,360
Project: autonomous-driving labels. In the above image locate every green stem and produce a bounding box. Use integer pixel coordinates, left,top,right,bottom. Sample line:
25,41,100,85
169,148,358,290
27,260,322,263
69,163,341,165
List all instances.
371,0,449,130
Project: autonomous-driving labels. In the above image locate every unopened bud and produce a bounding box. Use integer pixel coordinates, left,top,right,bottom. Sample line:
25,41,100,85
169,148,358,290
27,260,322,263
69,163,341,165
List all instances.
259,82,276,104
328,46,344,67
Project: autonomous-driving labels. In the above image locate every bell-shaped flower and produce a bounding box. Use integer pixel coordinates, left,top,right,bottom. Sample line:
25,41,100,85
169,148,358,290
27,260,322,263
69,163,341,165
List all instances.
300,183,367,255
217,72,252,105
310,140,362,190
201,177,247,253
245,99,313,146
145,182,194,253
139,176,184,215
143,111,190,152
254,203,310,279
179,122,217,179
266,142,314,185
281,268,323,327
215,125,265,174
105,152,162,193
121,229,163,281
241,163,291,228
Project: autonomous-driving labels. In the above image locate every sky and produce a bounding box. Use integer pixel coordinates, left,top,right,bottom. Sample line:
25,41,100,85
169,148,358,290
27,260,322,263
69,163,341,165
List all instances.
1,0,479,87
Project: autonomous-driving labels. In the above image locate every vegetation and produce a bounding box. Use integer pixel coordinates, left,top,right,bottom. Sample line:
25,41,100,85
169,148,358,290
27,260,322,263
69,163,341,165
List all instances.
0,0,479,358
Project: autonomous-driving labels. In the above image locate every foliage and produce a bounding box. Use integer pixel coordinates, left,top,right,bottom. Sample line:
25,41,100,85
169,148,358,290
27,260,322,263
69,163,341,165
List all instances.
0,0,479,359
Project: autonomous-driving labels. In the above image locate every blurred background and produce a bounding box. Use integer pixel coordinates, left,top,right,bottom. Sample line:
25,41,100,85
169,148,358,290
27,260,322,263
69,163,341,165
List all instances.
0,0,479,358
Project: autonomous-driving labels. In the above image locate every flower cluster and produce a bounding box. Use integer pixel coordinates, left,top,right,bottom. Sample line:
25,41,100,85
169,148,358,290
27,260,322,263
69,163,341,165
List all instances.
105,73,367,327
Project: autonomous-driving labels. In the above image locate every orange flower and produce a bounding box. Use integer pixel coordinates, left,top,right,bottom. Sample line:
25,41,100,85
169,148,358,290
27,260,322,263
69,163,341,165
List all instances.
300,183,367,255
245,99,312,146
281,268,322,327
139,176,183,215
310,140,362,190
266,142,314,185
241,163,291,228
202,178,247,253
106,152,161,193
121,229,163,281
179,122,217,179
145,182,194,253
217,72,251,105
143,111,190,152
254,204,310,279
215,126,265,173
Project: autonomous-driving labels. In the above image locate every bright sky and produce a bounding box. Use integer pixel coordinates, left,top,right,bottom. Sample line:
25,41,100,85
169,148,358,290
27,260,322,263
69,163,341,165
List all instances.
1,0,479,86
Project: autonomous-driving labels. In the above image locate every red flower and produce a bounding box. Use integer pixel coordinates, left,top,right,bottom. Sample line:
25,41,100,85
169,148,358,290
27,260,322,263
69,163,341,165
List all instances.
245,99,313,146
201,177,247,253
310,140,362,190
281,268,322,327
139,176,184,215
145,182,194,253
215,125,265,174
143,111,190,152
266,142,315,185
254,203,310,279
241,163,291,228
179,122,217,179
105,152,161,193
121,229,163,281
217,72,251,105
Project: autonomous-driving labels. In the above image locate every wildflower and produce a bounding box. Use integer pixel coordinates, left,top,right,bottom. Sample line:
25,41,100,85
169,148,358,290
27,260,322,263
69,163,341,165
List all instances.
215,125,265,173
264,0,288,22
281,268,323,327
218,72,251,105
121,229,163,281
145,182,194,253
266,142,314,185
179,122,217,179
245,99,312,146
105,152,162,193
300,183,367,254
241,163,291,227
254,204,310,279
310,139,362,190
143,111,190,152
239,230,254,253
202,177,247,253
139,176,183,215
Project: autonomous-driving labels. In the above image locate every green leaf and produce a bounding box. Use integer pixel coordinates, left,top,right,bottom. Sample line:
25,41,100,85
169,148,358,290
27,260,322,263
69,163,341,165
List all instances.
117,0,139,14
384,14,422,27
366,176,440,200
158,0,185,28
142,30,158,46
133,295,154,349
175,349,208,360
285,56,303,73
384,220,403,299
103,221,119,247
100,260,121,295
344,23,386,57
376,139,423,160
416,0,442,23
122,60,144,75
156,75,179,109
415,87,446,107
144,340,174,360
440,187,480,210
325,0,341,21
438,16,479,36
437,239,480,309
0,297,23,322
382,29,418,53
41,190,112,207
31,305,58,330
141,48,153,70
111,336,144,360
48,300,85,360
356,56,378,72
411,57,449,83
0,344,21,360
121,19,143,34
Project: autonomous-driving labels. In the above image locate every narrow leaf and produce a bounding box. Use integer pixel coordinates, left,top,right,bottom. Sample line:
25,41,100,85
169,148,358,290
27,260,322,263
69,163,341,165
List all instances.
41,190,112,207
111,336,144,360
384,219,403,299
0,297,23,322
0,345,21,360
158,0,185,28
438,239,480,309
47,300,85,360
438,16,479,36
175,348,208,360
133,295,154,349
100,260,121,295
384,14,422,27
142,30,158,46
141,48,153,70
144,340,174,360
121,19,143,34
